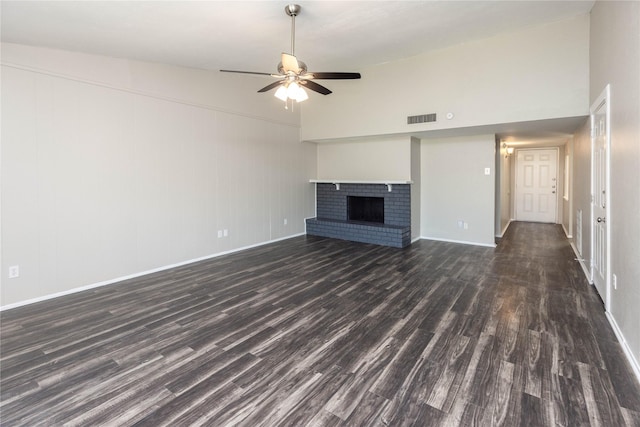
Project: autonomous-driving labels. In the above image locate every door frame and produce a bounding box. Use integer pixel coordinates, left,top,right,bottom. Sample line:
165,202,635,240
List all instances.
590,84,612,311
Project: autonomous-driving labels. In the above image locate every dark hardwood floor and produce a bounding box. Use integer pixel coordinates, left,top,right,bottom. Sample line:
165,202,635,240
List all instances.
2,222,640,426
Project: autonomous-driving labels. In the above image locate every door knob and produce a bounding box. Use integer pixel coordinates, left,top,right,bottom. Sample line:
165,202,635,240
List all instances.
597,217,606,223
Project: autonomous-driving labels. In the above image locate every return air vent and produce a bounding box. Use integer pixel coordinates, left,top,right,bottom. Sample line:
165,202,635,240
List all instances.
407,113,436,125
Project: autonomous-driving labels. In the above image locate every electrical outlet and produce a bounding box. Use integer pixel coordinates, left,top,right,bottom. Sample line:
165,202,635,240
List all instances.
457,220,464,229
217,230,223,238
223,229,228,237
9,265,19,279
613,274,617,290
284,218,288,225
464,222,469,230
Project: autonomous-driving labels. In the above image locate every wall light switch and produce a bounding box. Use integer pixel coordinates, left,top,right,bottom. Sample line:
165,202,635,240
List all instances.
284,218,288,225
223,229,228,237
484,168,491,175
217,230,223,238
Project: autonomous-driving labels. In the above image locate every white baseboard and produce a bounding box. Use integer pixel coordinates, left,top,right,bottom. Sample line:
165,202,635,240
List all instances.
420,236,497,248
606,312,640,385
562,223,573,238
496,220,512,238
567,240,640,385
0,232,306,312
569,241,592,284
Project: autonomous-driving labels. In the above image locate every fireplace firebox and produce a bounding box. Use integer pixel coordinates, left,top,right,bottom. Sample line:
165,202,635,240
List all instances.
347,196,384,224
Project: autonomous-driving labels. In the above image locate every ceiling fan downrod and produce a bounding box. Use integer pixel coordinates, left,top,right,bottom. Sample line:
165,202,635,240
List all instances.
285,4,301,56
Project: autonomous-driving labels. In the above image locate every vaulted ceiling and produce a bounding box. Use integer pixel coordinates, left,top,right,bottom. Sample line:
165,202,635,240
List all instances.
1,1,595,143
2,1,594,73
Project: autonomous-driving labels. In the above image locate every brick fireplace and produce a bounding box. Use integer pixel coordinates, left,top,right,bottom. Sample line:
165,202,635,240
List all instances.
306,182,411,248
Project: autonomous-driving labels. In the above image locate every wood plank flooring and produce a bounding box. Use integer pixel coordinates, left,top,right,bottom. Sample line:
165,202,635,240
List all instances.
2,222,640,426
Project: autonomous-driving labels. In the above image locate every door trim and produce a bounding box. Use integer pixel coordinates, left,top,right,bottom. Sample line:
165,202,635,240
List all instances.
590,84,611,311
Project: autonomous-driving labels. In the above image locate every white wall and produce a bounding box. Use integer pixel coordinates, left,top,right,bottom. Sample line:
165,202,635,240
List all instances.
316,137,411,181
557,145,566,227
562,139,574,237
589,1,640,370
411,137,421,241
421,135,496,246
0,43,299,126
1,44,316,307
301,15,589,141
572,120,592,265
496,141,512,237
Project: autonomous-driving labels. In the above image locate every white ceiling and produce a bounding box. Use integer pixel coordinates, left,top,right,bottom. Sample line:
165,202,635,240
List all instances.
2,1,594,73
1,1,594,143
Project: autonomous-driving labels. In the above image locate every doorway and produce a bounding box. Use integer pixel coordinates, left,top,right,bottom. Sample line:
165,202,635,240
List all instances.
591,85,611,309
515,148,559,223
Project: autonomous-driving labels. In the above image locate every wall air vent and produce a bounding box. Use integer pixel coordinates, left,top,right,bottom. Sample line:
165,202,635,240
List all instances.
407,113,436,124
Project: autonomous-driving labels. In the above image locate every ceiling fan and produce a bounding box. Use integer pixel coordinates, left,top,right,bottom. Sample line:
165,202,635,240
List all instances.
220,4,361,104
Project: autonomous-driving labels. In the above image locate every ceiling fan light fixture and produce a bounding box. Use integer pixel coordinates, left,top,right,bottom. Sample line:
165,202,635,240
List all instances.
274,85,289,101
274,81,308,103
286,81,301,98
295,86,309,102
287,81,308,102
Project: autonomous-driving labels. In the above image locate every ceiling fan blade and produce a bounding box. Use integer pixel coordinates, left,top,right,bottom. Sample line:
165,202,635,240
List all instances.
281,53,300,73
220,70,278,77
300,80,332,95
258,80,285,93
304,72,361,80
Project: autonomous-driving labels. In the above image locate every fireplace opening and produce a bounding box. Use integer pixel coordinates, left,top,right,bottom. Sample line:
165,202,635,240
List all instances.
347,196,384,224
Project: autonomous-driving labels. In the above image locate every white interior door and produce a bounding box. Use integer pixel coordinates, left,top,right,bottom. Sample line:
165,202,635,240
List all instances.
591,86,610,308
515,149,558,223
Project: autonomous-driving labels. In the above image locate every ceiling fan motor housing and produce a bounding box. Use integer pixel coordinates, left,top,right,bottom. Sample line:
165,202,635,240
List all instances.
278,61,307,75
